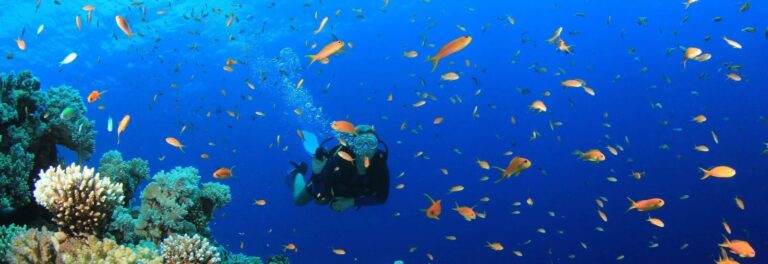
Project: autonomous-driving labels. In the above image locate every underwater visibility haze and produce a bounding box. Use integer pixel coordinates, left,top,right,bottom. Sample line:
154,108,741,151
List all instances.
0,0,767,263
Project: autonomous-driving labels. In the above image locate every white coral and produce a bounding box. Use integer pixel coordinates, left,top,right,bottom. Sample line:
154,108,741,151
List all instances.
161,234,221,264
33,163,124,236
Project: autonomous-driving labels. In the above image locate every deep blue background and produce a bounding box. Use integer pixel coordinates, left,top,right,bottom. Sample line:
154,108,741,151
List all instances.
1,0,766,263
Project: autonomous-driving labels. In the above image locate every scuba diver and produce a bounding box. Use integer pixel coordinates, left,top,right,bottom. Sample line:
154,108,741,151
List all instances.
288,123,390,212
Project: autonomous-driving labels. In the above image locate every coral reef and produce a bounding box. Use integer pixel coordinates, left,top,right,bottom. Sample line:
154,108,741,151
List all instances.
161,233,221,264
6,226,56,264
97,150,150,204
0,71,96,214
266,255,291,264
221,253,263,264
135,167,230,243
33,163,124,237
0,223,27,258
59,235,162,264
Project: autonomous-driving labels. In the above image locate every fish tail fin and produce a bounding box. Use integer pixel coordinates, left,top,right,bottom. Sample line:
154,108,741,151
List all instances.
428,57,439,72
306,55,316,66
494,175,506,184
453,202,460,211
572,150,583,156
699,167,710,180
626,197,636,212
179,145,185,153
423,193,436,203
719,234,730,247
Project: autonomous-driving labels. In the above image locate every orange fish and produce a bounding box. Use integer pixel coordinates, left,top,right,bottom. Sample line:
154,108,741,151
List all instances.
647,216,665,228
117,115,130,144
337,151,354,162
715,248,739,264
283,243,298,252
165,137,185,152
15,38,26,51
494,156,531,183
76,15,82,31
213,167,234,179
700,166,736,180
574,149,606,163
226,13,236,27
719,236,755,258
331,248,346,255
86,90,107,103
307,40,344,66
421,193,441,220
253,199,266,206
82,5,95,11
683,47,702,69
453,202,477,221
485,242,504,251
115,16,133,37
529,100,547,112
726,73,742,82
626,197,665,212
556,39,572,54
331,120,356,134
428,36,472,72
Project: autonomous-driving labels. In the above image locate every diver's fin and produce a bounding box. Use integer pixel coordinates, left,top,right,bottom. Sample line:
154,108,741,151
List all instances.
301,130,319,156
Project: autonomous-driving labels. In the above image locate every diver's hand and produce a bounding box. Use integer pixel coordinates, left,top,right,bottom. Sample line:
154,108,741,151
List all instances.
331,197,355,212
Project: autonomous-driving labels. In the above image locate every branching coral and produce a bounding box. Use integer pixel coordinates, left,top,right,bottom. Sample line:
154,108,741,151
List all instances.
135,167,230,243
0,71,96,213
98,150,150,204
59,235,162,264
6,226,56,264
0,223,27,258
161,233,221,264
33,163,124,237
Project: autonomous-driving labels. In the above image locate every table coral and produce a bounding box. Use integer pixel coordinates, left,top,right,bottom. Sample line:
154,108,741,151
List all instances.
33,163,124,237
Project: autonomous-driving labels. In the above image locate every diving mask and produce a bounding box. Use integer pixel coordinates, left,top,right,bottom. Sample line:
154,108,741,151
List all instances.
351,125,378,159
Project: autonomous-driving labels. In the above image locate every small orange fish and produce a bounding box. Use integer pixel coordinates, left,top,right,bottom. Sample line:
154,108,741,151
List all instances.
283,243,298,252
86,90,107,103
647,216,665,228
213,167,234,179
692,114,707,123
253,199,266,206
75,15,82,31
574,149,606,163
529,100,547,112
115,15,133,37
734,197,745,210
165,137,184,152
476,159,490,170
627,197,665,212
82,5,95,11
428,36,472,72
495,157,531,183
715,247,739,264
700,166,736,180
117,115,130,144
719,236,755,258
307,40,344,66
453,202,477,221
331,120,356,134
556,39,572,54
337,151,354,162
485,242,504,251
331,248,346,255
726,73,742,82
722,220,732,235
226,13,236,27
547,27,563,43
683,47,702,69
15,38,26,51
421,193,441,220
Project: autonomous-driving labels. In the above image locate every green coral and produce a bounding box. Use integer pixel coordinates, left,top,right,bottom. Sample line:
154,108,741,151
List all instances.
0,224,27,258
0,71,96,213
98,150,151,203
135,167,231,243
222,253,263,264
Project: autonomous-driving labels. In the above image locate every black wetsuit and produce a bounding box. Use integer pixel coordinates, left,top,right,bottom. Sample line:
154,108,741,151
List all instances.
306,144,390,208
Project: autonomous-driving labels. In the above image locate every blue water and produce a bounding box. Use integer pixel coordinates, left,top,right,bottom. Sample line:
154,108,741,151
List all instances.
2,0,767,263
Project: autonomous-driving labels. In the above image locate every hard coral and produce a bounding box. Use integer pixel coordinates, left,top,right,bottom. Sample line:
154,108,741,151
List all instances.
135,167,230,243
6,226,55,264
98,150,150,204
33,163,124,237
59,235,162,264
161,233,221,264
0,71,96,213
